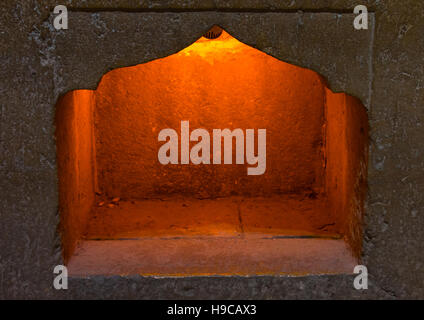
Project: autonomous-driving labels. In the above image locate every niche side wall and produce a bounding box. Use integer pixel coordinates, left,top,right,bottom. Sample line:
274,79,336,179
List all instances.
55,90,96,262
325,89,369,257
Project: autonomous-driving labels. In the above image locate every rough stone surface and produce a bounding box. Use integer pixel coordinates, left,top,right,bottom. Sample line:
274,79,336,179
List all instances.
93,35,327,198
1,0,423,299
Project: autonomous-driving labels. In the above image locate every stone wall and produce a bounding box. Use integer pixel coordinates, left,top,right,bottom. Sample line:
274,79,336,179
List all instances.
1,0,423,299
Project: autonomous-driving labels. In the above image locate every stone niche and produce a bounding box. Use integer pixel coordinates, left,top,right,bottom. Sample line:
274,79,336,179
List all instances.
55,28,368,276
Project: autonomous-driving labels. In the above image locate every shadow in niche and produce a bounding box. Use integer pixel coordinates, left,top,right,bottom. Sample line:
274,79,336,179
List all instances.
55,26,368,276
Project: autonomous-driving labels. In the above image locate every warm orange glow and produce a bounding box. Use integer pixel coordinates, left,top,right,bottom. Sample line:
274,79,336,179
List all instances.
94,30,326,199
55,28,368,275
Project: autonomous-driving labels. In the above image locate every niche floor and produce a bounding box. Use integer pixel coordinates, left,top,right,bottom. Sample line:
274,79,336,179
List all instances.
85,195,339,239
67,195,356,276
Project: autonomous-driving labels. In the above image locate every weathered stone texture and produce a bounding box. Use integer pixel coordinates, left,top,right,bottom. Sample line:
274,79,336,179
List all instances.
0,0,423,299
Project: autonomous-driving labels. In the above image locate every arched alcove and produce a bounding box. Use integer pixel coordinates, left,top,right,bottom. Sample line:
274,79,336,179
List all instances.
55,27,368,276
